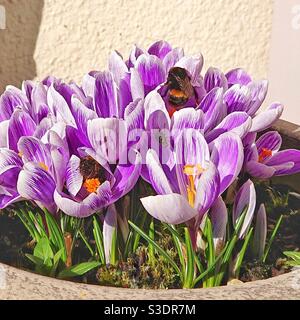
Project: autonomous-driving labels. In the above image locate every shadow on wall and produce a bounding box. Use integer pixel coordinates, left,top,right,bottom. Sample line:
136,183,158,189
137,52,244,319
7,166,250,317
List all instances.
0,0,44,93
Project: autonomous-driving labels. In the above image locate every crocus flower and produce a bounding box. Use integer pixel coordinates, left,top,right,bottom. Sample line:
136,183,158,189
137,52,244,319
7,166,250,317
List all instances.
244,131,300,179
54,118,142,217
141,129,244,245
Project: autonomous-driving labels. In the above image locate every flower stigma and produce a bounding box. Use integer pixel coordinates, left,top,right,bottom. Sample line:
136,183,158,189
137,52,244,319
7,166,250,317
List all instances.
183,164,205,207
258,148,272,163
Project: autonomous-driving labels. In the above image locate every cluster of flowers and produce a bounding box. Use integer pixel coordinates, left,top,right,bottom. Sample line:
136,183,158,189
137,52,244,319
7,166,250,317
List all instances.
1,40,300,247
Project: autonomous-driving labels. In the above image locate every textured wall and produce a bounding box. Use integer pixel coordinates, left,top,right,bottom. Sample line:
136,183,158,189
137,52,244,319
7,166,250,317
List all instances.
0,0,274,91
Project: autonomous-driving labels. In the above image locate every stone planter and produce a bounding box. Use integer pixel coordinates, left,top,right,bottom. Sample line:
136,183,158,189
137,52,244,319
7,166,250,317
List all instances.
0,119,300,300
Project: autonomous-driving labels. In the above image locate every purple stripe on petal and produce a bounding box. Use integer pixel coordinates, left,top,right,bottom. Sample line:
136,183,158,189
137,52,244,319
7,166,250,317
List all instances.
148,40,172,59
225,68,252,87
210,132,244,194
0,186,21,209
145,149,172,195
250,103,283,133
256,131,282,153
8,110,36,152
224,84,251,113
163,47,184,73
233,179,256,238
247,80,268,116
245,160,276,179
141,193,198,225
17,163,57,214
136,54,166,93
206,112,251,143
266,149,300,176
128,45,144,68
65,155,83,197
194,162,220,217
94,71,118,118
0,165,21,189
204,67,228,92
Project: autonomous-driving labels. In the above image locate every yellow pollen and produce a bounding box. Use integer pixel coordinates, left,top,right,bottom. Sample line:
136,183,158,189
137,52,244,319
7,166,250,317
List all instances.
83,178,101,193
39,162,49,171
18,152,23,157
183,164,205,207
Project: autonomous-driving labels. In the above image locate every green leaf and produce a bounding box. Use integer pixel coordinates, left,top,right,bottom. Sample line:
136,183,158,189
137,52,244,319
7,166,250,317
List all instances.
43,209,66,262
263,214,283,263
128,220,181,276
283,251,300,263
34,237,54,262
203,217,215,287
183,228,195,288
234,227,254,278
148,219,155,264
58,261,101,279
110,228,118,266
25,254,44,266
93,216,105,264
78,229,94,256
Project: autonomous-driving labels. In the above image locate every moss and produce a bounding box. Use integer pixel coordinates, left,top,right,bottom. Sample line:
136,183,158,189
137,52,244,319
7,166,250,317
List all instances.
96,236,181,289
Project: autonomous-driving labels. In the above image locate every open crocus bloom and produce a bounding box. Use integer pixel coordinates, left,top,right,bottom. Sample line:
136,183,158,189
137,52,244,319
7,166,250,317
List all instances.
141,129,244,244
245,131,300,179
54,118,142,218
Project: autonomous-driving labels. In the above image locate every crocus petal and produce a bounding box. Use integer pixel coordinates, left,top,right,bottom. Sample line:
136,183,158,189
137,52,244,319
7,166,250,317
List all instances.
171,108,204,133
226,68,252,86
8,110,36,152
204,67,228,92
253,204,267,259
206,112,252,143
136,54,166,93
109,51,128,86
210,132,244,193
0,165,21,189
0,120,9,147
246,80,268,116
82,72,96,98
233,179,256,238
148,40,172,59
199,88,225,133
163,47,184,73
103,204,118,264
256,131,282,153
145,149,172,195
224,84,251,113
141,193,198,225
94,71,118,118
124,99,144,133
130,68,144,100
128,45,144,68
54,181,112,218
65,155,83,197
17,163,57,214
250,103,284,133
176,55,204,83
47,85,76,127
0,148,23,169
111,151,142,200
245,160,276,179
0,186,21,209
144,90,170,130
266,149,300,176
87,118,127,163
17,136,51,168
210,196,228,249
194,162,220,217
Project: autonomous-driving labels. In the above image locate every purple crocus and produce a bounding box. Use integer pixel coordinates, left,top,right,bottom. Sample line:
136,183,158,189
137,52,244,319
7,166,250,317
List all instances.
54,118,142,217
140,129,244,246
244,130,300,179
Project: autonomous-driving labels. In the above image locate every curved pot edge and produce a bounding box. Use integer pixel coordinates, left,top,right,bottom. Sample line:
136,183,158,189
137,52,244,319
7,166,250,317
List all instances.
0,262,300,300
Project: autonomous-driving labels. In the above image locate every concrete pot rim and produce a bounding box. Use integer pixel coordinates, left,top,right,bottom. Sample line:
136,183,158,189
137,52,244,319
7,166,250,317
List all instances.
0,262,300,300
0,119,300,300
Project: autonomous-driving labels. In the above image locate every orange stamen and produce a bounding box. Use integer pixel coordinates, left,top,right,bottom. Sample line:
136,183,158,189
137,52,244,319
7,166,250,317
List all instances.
83,178,101,193
258,148,272,163
39,162,49,171
168,106,177,118
183,164,205,207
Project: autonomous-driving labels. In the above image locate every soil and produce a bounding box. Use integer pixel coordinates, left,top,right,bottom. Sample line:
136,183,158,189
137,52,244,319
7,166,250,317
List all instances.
0,182,300,288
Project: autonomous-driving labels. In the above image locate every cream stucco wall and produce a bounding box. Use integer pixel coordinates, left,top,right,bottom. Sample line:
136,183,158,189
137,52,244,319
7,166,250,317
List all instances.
0,0,274,92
